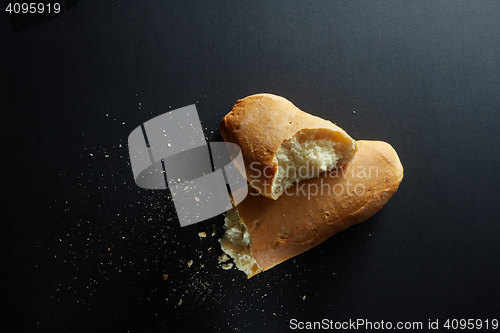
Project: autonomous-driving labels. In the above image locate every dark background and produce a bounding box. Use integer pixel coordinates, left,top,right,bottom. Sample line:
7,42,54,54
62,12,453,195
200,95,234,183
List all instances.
1,1,499,332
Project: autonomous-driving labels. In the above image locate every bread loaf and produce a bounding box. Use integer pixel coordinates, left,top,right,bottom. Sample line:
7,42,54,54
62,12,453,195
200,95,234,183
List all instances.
219,140,404,278
220,94,357,200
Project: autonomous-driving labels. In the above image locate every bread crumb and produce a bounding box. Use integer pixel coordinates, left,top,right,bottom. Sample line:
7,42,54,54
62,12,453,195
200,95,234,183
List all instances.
198,231,206,238
222,262,233,270
178,299,182,306
218,253,230,263
187,260,193,267
302,295,306,300
162,274,169,281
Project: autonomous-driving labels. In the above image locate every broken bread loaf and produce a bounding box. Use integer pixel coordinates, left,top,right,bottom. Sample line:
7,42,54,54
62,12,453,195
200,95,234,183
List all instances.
219,140,404,278
220,93,357,200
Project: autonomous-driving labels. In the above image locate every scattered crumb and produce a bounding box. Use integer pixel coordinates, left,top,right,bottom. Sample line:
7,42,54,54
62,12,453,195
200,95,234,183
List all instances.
187,260,193,267
222,262,233,270
302,295,306,300
198,231,206,238
162,274,169,281
218,253,230,263
178,299,182,306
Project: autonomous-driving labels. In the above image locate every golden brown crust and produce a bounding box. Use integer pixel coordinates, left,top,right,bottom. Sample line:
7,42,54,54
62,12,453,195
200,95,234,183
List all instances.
220,93,357,199
235,140,404,276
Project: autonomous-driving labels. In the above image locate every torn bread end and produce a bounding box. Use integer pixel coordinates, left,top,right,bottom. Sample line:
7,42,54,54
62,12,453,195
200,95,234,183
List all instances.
220,94,359,200
219,208,261,278
271,128,357,198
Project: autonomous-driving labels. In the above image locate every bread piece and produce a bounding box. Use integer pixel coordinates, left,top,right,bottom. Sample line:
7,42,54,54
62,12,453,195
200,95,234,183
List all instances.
220,93,357,200
219,140,404,278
